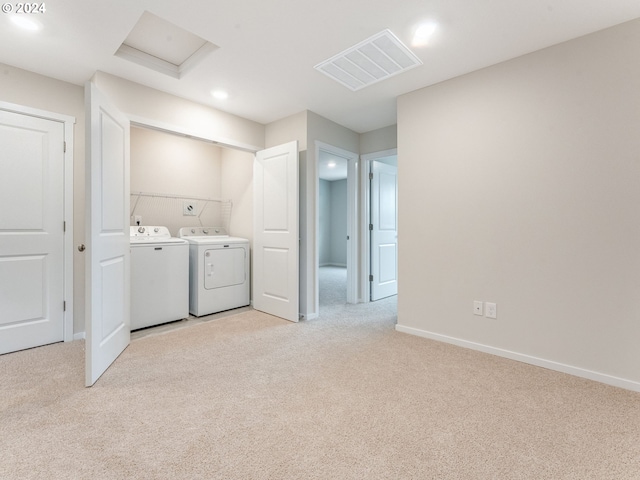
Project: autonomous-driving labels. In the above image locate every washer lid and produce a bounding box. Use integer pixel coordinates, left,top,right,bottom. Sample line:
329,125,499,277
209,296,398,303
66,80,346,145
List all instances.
130,237,188,245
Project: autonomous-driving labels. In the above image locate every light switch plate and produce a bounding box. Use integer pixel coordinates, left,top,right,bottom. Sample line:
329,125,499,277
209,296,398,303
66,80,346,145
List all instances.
486,302,497,319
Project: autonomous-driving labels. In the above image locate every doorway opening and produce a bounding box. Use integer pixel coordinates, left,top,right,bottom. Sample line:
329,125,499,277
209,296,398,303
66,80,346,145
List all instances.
360,149,398,303
315,142,358,312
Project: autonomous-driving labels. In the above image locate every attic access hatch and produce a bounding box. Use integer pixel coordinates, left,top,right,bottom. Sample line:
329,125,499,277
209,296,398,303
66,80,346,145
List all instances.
115,11,219,79
314,29,422,91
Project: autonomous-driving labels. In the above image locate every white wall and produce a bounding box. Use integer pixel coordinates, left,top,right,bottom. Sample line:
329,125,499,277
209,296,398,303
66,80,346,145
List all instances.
130,126,225,236
397,18,640,390
265,111,308,151
130,127,223,199
93,71,265,151
221,147,254,243
130,127,253,245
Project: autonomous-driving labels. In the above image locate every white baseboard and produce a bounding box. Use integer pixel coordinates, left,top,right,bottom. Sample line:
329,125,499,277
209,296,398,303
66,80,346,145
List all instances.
395,324,640,393
73,332,86,341
319,263,347,268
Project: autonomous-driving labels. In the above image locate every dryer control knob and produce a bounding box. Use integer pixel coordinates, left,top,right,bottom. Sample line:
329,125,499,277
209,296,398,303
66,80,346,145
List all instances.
138,226,145,233
154,227,159,233
203,229,209,234
191,228,196,234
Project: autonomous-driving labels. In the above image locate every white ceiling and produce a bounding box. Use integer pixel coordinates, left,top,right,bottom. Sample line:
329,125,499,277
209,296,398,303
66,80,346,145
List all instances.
2,1,640,133
318,150,348,181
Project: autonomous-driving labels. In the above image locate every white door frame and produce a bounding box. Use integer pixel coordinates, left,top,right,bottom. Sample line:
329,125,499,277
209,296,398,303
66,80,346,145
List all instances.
314,141,358,311
359,148,397,303
0,101,75,342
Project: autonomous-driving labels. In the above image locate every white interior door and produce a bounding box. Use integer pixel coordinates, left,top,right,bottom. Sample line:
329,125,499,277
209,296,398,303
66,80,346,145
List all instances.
85,82,131,386
370,160,398,301
253,141,299,322
0,110,65,354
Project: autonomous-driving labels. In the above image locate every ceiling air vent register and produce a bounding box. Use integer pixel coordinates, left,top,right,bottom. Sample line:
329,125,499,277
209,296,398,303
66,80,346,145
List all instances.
314,29,422,91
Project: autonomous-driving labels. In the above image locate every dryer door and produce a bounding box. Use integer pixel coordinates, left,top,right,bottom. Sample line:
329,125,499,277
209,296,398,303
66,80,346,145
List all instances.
204,246,246,290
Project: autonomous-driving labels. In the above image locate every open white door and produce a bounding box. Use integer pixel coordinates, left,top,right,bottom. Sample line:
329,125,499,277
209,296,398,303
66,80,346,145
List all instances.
253,141,299,322
370,160,398,301
85,82,131,386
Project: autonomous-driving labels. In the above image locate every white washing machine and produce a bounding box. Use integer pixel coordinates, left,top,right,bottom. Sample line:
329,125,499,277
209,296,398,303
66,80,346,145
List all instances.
178,227,250,317
130,226,189,330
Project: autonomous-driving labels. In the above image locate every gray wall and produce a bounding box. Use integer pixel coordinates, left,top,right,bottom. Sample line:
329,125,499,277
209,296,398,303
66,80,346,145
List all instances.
397,18,640,389
319,179,347,267
360,124,397,155
319,179,331,266
329,179,347,266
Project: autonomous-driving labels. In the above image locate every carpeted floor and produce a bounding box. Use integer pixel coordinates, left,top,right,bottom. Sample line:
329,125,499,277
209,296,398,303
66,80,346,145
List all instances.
319,265,349,307
1,277,639,479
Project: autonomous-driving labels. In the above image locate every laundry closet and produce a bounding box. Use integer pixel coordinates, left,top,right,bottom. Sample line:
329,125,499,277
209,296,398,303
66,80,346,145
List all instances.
129,125,254,327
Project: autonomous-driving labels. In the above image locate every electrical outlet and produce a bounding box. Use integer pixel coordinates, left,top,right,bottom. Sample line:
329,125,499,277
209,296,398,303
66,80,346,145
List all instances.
485,302,497,319
473,301,483,316
134,215,142,225
183,201,197,216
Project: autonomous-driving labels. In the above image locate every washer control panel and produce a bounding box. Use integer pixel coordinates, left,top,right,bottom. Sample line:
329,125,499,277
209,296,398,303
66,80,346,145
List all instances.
130,226,172,238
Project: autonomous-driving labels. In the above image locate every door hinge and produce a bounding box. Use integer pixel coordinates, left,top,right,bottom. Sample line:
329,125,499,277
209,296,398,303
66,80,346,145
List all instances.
63,221,66,232
63,141,66,153
369,275,373,282
369,224,373,231
369,172,373,180
63,301,66,312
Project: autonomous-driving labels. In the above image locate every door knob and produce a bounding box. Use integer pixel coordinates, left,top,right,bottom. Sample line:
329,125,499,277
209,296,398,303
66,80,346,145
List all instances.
78,244,86,252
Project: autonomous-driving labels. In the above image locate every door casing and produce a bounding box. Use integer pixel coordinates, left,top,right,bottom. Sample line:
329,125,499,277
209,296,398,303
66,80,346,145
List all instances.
314,141,358,314
0,101,75,343
359,148,398,303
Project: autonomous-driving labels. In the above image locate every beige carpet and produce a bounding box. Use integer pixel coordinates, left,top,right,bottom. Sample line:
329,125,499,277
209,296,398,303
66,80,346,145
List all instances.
1,297,640,479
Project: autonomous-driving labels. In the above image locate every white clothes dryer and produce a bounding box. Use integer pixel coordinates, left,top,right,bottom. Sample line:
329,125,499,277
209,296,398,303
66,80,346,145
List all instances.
178,227,250,317
130,226,189,330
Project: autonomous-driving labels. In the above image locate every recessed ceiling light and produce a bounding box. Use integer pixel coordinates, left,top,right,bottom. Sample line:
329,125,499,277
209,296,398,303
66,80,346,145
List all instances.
327,161,336,168
211,90,229,100
412,21,438,47
11,15,42,31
